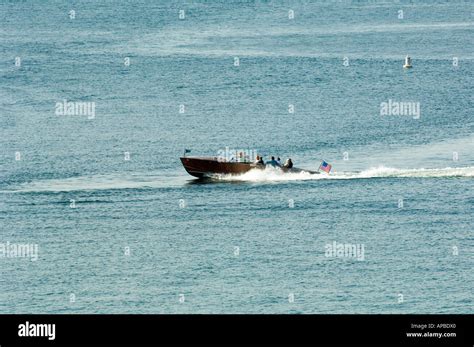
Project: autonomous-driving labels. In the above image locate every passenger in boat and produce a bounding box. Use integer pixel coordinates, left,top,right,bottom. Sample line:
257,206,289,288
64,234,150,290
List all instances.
283,158,293,169
255,156,264,165
266,156,279,167
277,157,282,166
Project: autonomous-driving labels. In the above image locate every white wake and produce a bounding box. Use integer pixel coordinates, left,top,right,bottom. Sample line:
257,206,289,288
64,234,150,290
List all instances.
215,166,474,182
6,166,474,192
7,173,184,193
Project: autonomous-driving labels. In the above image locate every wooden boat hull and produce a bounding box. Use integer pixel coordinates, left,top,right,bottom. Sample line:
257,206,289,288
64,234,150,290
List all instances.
180,157,319,178
180,157,255,177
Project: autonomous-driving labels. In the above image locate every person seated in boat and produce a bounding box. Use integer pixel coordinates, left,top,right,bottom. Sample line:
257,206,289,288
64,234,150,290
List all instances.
277,157,282,166
266,156,280,167
283,158,293,169
255,155,264,165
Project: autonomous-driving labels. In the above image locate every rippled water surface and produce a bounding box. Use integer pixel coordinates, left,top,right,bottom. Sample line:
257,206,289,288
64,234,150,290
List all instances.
0,0,473,313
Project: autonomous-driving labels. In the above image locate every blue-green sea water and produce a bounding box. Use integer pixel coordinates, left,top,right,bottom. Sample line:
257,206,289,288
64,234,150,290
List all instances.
1,0,473,313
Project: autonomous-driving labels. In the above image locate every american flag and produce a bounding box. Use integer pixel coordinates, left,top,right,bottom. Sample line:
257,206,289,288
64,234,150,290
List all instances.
319,161,332,173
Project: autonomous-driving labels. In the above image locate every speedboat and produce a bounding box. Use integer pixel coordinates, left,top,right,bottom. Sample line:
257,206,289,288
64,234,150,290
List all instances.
180,156,319,178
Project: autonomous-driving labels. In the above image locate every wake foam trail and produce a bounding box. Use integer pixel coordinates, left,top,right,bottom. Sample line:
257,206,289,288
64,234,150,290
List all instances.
6,166,473,192
213,166,318,182
215,166,474,182
345,166,474,179
7,173,185,193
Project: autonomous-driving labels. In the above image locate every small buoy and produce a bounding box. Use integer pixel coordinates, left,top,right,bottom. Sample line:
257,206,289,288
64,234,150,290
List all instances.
403,55,412,68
